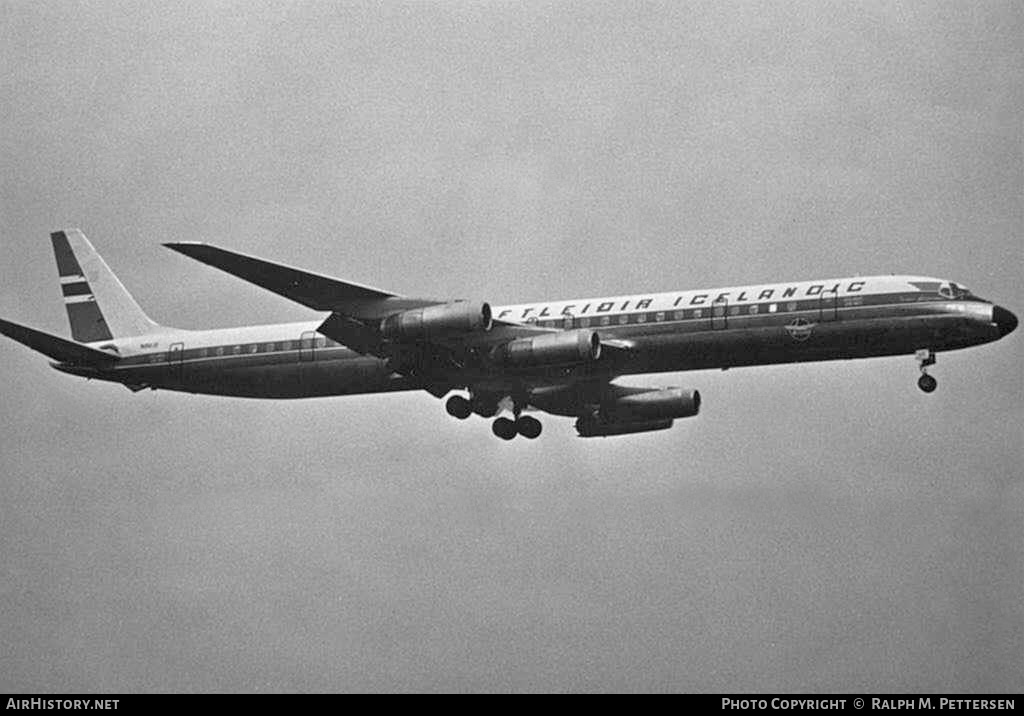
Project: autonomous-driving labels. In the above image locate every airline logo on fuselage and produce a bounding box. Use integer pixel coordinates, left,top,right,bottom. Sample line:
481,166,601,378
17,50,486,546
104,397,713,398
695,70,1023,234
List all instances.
785,318,815,342
495,280,869,321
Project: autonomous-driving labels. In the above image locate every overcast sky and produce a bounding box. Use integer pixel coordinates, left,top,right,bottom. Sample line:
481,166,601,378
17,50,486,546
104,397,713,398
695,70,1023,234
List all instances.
1,0,1021,693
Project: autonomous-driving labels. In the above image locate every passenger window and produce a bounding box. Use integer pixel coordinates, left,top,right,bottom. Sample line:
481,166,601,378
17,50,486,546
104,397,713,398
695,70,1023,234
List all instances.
693,309,702,318
674,310,686,320
729,306,740,316
579,317,590,328
233,345,242,355
637,313,647,323
787,302,797,312
749,305,759,315
216,346,225,356
618,314,628,325
249,344,258,354
563,316,574,329
768,304,777,313
600,316,610,326
655,312,665,322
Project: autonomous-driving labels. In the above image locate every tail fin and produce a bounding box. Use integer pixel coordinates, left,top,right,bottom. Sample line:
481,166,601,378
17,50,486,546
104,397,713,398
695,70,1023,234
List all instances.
51,229,160,342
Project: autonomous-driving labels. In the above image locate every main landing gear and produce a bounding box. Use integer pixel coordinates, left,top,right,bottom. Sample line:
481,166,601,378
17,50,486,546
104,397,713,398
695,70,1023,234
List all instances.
915,349,937,393
491,415,542,441
446,394,499,419
445,394,473,419
446,394,542,439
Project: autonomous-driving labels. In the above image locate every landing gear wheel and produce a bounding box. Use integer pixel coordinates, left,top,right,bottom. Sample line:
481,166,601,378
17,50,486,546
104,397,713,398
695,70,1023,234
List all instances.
515,415,542,439
445,395,472,419
492,417,517,440
471,398,498,418
914,349,938,394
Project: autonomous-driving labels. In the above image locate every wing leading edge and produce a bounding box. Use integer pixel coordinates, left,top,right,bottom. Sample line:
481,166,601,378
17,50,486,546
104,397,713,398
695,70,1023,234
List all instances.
164,242,555,345
163,242,441,319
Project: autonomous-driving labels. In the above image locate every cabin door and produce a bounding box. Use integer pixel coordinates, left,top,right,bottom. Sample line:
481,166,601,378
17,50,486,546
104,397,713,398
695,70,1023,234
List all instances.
819,288,838,322
711,298,728,330
299,331,318,362
298,330,318,389
168,342,185,382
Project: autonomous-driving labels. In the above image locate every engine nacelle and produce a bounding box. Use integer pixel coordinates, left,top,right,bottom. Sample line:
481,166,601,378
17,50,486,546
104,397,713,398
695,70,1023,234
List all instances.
493,329,601,367
380,302,492,341
575,416,674,438
604,388,701,422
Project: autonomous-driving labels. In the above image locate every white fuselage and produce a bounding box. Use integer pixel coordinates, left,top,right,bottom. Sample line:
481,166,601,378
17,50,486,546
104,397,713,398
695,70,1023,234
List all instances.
63,274,1004,399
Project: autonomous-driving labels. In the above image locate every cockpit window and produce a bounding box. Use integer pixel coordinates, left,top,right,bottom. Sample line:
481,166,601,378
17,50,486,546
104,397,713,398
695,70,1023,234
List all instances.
938,282,972,299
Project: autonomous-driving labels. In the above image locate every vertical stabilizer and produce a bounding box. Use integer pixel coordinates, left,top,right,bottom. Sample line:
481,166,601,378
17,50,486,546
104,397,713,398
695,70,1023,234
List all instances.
51,229,160,342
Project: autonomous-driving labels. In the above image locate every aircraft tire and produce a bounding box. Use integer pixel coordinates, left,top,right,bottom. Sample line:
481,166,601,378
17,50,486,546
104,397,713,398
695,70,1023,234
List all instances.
917,374,937,393
446,395,472,419
492,417,517,440
516,416,542,439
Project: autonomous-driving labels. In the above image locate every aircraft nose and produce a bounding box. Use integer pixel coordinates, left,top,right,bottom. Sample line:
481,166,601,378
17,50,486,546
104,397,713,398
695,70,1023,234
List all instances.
993,305,1018,337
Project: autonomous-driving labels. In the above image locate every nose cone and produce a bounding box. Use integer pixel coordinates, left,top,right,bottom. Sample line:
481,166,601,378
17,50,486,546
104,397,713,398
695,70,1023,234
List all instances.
993,305,1018,337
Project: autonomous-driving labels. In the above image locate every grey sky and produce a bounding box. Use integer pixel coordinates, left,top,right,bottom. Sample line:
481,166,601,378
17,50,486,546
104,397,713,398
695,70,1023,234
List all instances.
1,0,1021,692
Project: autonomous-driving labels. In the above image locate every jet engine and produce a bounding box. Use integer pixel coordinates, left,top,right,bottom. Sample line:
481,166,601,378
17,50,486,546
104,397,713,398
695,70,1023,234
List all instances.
575,417,675,437
493,329,601,367
603,387,701,422
380,302,492,341
575,388,701,437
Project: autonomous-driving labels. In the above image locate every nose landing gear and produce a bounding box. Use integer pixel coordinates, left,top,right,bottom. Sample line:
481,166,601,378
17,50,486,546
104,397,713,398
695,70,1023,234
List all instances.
917,374,937,393
915,349,937,393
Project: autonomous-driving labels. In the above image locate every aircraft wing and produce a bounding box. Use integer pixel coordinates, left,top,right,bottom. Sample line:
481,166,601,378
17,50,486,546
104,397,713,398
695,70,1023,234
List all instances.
164,242,608,392
164,242,440,319
164,241,554,343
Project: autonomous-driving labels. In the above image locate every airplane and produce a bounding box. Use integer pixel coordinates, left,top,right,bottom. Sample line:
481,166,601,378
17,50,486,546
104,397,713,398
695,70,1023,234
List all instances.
0,230,1017,439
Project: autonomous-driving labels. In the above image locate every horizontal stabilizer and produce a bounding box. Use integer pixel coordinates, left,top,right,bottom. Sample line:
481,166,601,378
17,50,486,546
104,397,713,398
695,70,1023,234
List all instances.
0,318,118,365
164,242,437,318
